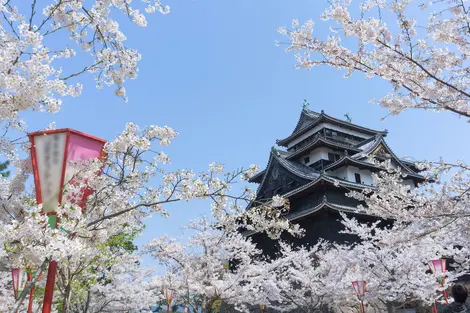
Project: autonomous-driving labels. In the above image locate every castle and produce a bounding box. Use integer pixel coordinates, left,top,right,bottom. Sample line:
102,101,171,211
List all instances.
246,109,424,255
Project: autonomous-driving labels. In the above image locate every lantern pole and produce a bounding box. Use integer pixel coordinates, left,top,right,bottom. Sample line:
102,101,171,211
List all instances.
164,288,174,313
27,271,34,313
42,260,57,313
428,259,448,308
29,129,106,313
352,280,367,313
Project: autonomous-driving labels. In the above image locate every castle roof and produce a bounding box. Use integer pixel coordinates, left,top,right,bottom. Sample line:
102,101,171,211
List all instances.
243,195,368,237
285,135,361,160
351,134,423,179
276,109,387,147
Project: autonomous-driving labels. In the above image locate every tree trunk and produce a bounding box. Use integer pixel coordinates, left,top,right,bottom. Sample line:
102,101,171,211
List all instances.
61,283,72,313
386,302,395,313
8,259,49,313
84,291,91,313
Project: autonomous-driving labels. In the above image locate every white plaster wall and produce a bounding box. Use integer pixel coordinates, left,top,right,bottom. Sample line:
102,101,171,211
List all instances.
287,122,374,148
287,124,323,149
328,166,374,185
300,147,345,165
329,167,349,180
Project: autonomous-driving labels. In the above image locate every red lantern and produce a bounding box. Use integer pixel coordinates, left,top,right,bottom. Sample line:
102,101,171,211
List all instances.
429,259,448,305
29,129,106,313
352,281,367,313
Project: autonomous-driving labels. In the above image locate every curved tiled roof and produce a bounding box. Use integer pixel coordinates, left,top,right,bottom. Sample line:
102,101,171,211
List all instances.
243,197,368,237
285,136,361,160
281,174,369,199
248,170,265,183
292,109,321,133
277,109,387,147
324,156,384,172
288,200,368,222
351,136,421,177
275,153,320,180
249,148,320,184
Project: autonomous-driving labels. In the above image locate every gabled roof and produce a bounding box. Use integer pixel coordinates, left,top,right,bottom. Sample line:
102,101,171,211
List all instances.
282,174,368,199
324,155,385,172
285,136,361,161
351,135,422,178
249,148,319,183
275,151,320,180
287,197,368,222
243,196,367,237
251,148,320,193
276,109,387,147
248,169,265,183
324,155,425,182
292,109,321,133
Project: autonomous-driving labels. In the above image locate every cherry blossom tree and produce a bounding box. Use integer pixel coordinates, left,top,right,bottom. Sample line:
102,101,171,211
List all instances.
279,0,470,118
144,213,302,313
0,2,300,312
278,1,470,310
256,241,351,313
0,0,171,128
67,254,159,313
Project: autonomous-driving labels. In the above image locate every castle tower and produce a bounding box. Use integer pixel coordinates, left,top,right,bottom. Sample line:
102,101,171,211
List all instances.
246,109,424,255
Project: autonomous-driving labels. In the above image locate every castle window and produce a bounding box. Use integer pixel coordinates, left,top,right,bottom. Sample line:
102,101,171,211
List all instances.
354,173,361,183
328,153,341,162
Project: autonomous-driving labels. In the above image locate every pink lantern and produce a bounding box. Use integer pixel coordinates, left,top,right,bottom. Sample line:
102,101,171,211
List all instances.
428,259,446,275
29,128,106,313
352,281,367,313
29,129,107,218
352,280,367,296
428,259,448,305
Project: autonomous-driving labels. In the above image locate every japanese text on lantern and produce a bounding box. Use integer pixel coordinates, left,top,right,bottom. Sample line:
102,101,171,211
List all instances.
34,133,67,212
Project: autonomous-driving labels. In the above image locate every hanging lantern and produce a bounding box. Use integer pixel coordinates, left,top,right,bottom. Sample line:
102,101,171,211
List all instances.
29,128,107,220
184,307,189,313
11,268,28,300
29,128,106,313
428,259,448,305
428,259,446,275
352,280,367,297
352,280,367,313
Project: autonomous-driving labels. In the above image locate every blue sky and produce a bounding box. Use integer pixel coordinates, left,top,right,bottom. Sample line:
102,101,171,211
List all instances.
22,1,470,251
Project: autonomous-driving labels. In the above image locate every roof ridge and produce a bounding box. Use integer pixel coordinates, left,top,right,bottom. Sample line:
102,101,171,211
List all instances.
277,111,387,147
272,152,320,180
